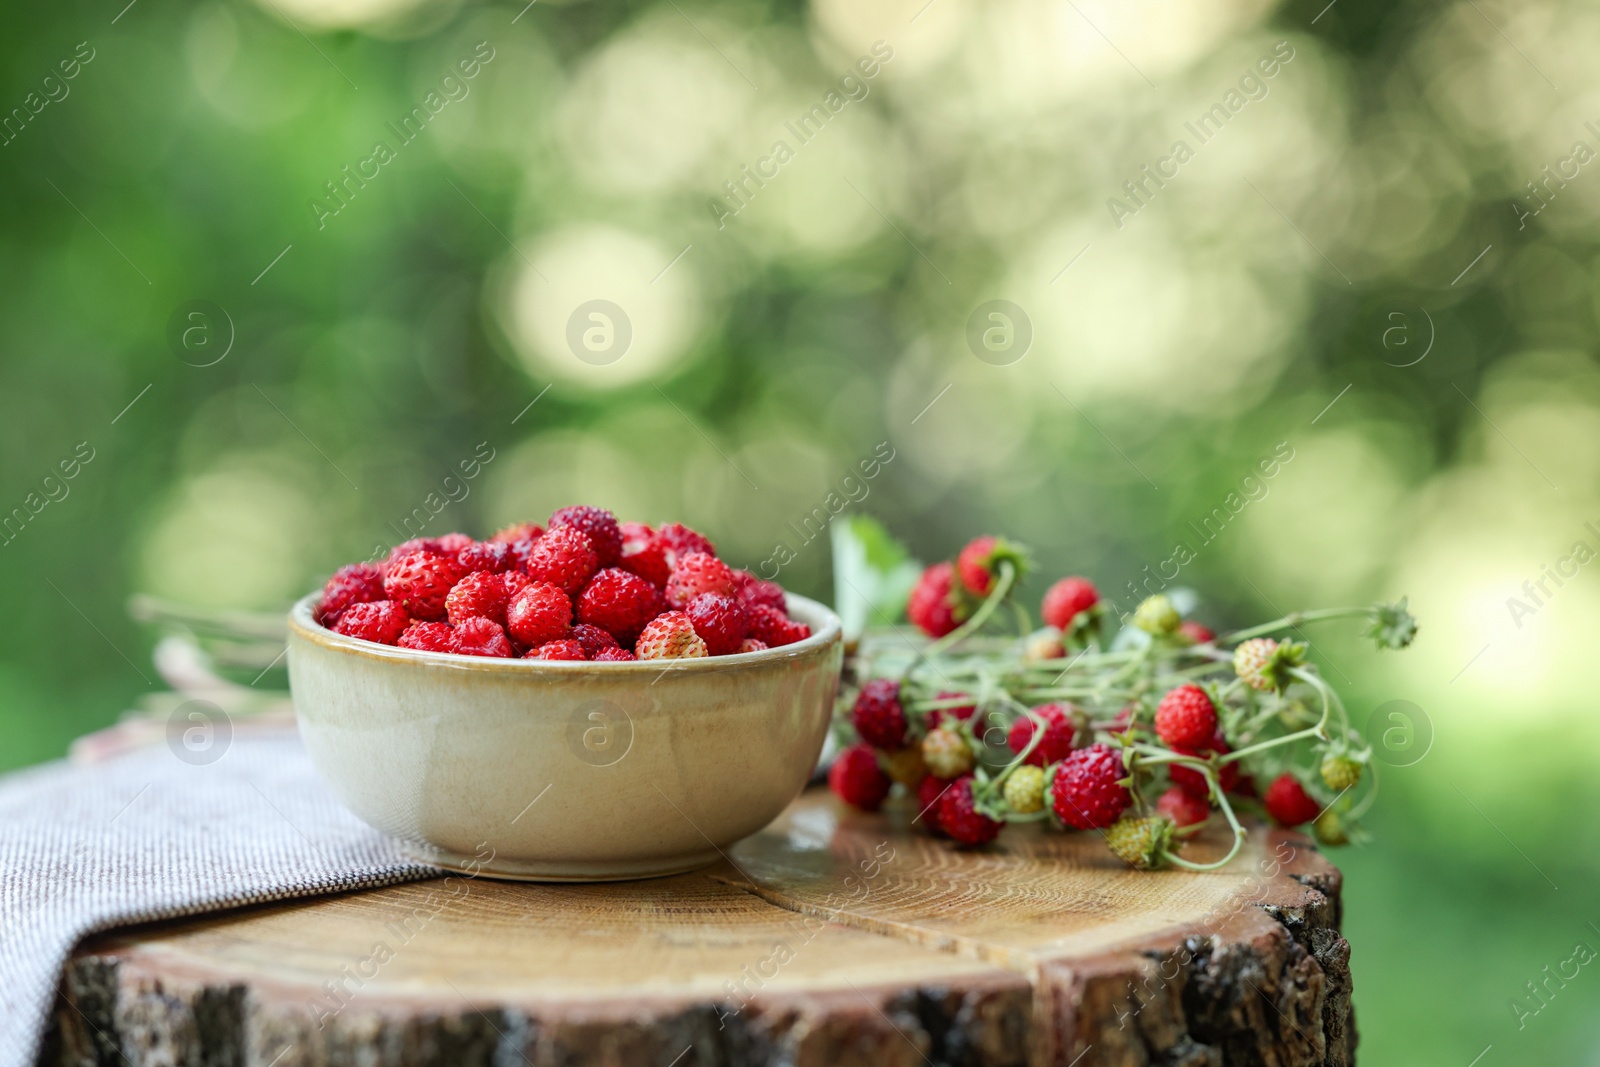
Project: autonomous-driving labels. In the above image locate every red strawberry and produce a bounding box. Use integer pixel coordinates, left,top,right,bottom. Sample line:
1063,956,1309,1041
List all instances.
655,522,715,567
531,638,587,661
505,536,541,571
928,690,980,730
318,563,385,624
828,744,891,811
907,562,960,638
398,621,459,654
737,637,768,653
525,526,599,595
435,532,474,556
938,777,1003,846
619,521,654,548
1155,786,1210,828
387,538,441,563
593,647,637,662
570,623,620,657
1007,703,1079,767
1154,685,1218,750
455,617,513,658
446,570,511,626
383,549,468,621
955,535,1024,597
619,534,672,587
458,540,515,574
746,604,810,647
851,678,908,751
635,611,709,659
665,552,737,609
505,582,572,648
1169,733,1241,799
732,569,786,612
1041,577,1100,630
490,522,543,544
1050,743,1131,830
333,600,409,645
1178,620,1216,645
577,568,663,643
549,505,623,566
502,570,532,600
916,775,955,835
1265,774,1321,827
686,592,748,656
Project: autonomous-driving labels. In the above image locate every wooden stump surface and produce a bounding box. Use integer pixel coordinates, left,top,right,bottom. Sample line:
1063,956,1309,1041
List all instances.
44,789,1355,1067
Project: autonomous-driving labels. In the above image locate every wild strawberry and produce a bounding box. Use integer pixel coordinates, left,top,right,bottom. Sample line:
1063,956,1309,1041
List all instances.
525,526,599,595
1007,703,1079,767
1314,810,1350,846
318,563,385,624
531,638,587,661
829,744,891,811
446,570,510,626
1233,637,1303,693
938,777,1003,847
665,552,737,609
434,532,474,555
851,678,908,751
505,582,572,648
333,600,409,645
1104,815,1175,870
922,727,974,778
635,611,709,659
685,592,748,655
549,505,623,566
1003,765,1047,814
907,561,961,638
455,617,513,658
732,569,787,612
1051,743,1130,830
956,535,1026,596
504,536,541,571
593,647,637,662
387,538,441,563
383,549,468,621
1132,594,1180,635
1321,754,1362,792
570,623,620,658
501,570,532,600
619,530,672,587
1169,735,1240,799
655,522,715,567
1023,628,1066,662
490,522,543,544
880,746,927,787
1041,577,1100,630
398,621,458,654
1154,685,1218,750
1178,620,1215,645
928,691,980,730
737,637,768,653
745,604,810,647
577,568,663,643
1265,774,1321,827
916,775,955,834
1155,786,1210,828
458,540,515,574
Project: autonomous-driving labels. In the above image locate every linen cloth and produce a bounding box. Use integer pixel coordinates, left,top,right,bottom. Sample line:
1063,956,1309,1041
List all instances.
0,734,433,1067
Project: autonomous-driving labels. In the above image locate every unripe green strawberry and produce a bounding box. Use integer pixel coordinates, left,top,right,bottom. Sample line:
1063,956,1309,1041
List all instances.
1104,815,1175,870
1314,809,1349,847
1320,754,1362,792
1232,637,1305,692
1003,765,1047,814
881,746,928,787
922,727,974,779
1133,595,1180,636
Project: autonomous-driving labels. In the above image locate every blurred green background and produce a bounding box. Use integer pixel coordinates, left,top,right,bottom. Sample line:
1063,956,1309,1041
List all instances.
3,0,1597,1060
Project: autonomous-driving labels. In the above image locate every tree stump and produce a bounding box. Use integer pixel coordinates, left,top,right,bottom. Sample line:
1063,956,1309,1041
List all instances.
43,789,1355,1067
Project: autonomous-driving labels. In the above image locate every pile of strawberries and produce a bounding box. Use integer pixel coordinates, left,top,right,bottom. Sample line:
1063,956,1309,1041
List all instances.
316,507,810,661
829,533,1415,870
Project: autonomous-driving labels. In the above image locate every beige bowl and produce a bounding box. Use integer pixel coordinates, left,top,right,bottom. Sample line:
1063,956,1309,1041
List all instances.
287,592,842,882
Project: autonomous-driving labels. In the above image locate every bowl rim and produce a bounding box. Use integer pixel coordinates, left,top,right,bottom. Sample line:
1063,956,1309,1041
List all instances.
288,590,842,673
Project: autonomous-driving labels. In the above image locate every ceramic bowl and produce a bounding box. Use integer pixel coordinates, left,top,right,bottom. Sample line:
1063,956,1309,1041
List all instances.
287,592,842,882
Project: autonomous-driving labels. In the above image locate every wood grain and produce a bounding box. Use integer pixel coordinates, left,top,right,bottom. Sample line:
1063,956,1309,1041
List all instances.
42,790,1355,1067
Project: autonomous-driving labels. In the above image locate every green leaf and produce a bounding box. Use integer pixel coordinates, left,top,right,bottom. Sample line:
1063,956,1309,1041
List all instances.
831,515,924,642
